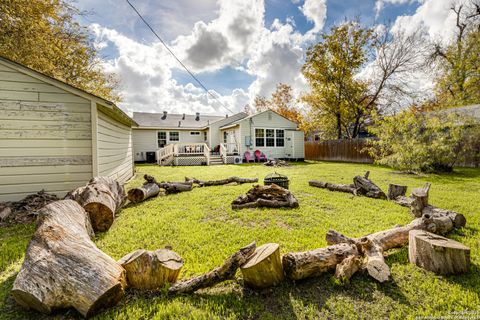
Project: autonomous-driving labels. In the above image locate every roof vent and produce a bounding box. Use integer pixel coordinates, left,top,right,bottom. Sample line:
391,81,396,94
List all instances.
182,113,185,120
178,121,181,127
195,112,200,121
162,111,167,120
226,114,228,118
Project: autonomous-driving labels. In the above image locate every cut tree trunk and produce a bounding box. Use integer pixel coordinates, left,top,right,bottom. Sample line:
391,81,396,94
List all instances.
232,184,299,209
185,176,258,187
11,200,126,318
168,242,256,295
308,180,356,194
410,183,431,217
66,176,126,232
240,243,284,289
387,184,407,200
335,255,362,283
144,174,192,194
118,248,184,290
127,182,160,203
409,230,470,274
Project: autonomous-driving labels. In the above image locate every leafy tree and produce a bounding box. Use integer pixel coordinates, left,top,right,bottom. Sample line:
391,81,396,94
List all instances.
367,109,480,172
0,0,119,101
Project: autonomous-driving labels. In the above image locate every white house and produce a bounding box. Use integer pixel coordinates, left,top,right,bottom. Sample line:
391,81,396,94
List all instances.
0,56,136,201
132,109,304,166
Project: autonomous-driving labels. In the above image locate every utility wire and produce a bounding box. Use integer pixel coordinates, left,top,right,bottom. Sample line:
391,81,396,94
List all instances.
125,0,234,114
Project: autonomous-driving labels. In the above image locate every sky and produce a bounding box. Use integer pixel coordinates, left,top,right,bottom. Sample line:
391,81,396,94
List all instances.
74,0,462,116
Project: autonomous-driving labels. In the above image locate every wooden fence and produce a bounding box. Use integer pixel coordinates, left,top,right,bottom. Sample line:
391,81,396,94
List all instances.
305,139,374,163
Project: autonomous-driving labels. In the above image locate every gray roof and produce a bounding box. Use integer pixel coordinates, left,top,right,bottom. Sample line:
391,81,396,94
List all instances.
442,104,480,121
133,112,226,129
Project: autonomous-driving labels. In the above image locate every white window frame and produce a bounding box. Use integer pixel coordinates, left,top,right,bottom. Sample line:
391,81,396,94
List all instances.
157,131,167,148
190,131,200,135
254,128,285,148
169,131,179,142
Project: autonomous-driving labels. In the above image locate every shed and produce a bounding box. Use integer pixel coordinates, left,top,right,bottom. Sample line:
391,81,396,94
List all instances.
0,56,137,201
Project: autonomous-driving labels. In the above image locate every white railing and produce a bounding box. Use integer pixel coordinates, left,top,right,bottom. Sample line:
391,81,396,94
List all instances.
157,143,211,165
203,144,210,165
221,143,239,155
175,142,208,155
220,143,227,163
156,144,175,165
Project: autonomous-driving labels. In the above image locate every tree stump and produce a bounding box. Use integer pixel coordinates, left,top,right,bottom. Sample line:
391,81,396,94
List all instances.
66,176,126,232
387,184,407,200
11,200,126,317
127,182,160,203
118,248,184,290
409,230,470,275
410,183,430,217
240,243,284,289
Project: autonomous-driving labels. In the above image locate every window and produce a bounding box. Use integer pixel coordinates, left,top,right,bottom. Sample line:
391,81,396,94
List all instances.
255,129,265,147
223,131,228,143
169,131,179,141
157,131,167,148
190,131,200,135
204,131,208,142
276,130,285,147
266,129,275,147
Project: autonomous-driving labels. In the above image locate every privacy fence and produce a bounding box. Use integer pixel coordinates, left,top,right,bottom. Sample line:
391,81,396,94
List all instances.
305,139,479,168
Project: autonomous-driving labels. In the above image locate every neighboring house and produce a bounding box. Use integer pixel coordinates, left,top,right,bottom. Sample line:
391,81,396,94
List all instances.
132,109,304,165
0,56,137,201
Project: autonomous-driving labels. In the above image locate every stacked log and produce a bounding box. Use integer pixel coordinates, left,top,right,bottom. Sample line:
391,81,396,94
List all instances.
11,200,126,317
232,184,299,209
66,176,126,232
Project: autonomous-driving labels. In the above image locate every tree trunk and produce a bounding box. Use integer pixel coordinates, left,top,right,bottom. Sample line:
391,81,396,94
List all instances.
410,183,430,217
185,176,258,187
353,171,387,199
11,200,126,318
127,182,160,203
308,180,356,194
144,174,192,194
118,249,184,290
409,230,470,274
231,184,298,209
66,176,126,232
387,184,407,200
240,243,284,289
168,242,256,295
335,255,361,283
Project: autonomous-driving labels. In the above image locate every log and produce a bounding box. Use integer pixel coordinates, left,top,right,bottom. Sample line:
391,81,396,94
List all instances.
127,182,160,203
282,243,358,280
353,171,387,199
168,242,256,295
334,255,361,283
409,230,470,274
308,180,356,194
240,243,284,289
185,176,258,187
118,248,184,290
232,184,299,209
387,184,407,200
143,174,192,194
410,183,430,217
11,200,126,318
66,176,126,232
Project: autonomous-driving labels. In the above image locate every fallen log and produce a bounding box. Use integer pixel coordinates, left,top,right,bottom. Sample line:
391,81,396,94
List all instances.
231,184,299,209
240,243,284,289
127,182,160,203
168,242,256,295
308,180,356,194
11,200,126,318
144,174,193,194
66,176,126,232
185,176,258,187
335,255,362,283
118,248,184,290
409,230,470,275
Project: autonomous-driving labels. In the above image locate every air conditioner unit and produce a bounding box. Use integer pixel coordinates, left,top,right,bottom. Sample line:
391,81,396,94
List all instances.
233,156,242,164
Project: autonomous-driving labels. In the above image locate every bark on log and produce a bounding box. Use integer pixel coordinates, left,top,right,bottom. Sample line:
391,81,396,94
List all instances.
11,200,126,318
335,255,362,283
411,183,430,217
240,243,284,289
66,176,126,232
118,248,184,290
409,230,470,274
144,174,192,194
308,180,356,194
387,184,407,200
127,182,160,203
353,171,387,199
232,184,298,209
185,176,258,187
168,242,256,295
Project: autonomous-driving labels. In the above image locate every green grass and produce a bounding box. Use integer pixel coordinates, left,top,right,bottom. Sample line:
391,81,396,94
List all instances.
1,161,479,319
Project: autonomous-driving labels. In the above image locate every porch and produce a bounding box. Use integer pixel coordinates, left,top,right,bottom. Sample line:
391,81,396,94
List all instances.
156,142,240,166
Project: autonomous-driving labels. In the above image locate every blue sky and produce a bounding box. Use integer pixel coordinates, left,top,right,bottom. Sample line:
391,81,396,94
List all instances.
75,0,454,115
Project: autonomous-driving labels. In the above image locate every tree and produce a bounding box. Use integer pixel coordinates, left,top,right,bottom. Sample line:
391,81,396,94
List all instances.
0,0,119,102
367,109,480,172
429,1,480,107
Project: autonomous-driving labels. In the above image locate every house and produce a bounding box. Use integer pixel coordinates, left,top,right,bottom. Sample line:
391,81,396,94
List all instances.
0,56,137,201
132,109,304,165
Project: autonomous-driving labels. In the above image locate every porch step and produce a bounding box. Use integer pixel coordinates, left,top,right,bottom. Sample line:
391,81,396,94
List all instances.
209,156,224,165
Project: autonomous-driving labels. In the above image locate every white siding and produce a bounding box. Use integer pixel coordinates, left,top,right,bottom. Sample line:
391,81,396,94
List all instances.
239,110,298,159
97,110,133,183
0,64,93,201
207,113,246,148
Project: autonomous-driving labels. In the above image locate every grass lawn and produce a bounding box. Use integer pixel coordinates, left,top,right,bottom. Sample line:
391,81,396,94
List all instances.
1,161,479,319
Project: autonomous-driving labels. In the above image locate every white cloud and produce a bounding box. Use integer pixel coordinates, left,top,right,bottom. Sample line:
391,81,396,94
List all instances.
300,0,327,38
374,0,417,18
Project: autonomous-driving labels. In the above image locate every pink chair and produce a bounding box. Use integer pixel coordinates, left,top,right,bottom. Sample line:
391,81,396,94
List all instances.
244,151,254,163
254,150,267,162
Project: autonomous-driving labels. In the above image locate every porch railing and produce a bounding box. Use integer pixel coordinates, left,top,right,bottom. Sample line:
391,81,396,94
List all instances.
221,143,239,155
156,144,175,165
157,143,211,166
220,143,227,163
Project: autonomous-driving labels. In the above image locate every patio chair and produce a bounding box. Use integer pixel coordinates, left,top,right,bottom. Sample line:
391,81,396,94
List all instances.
244,151,254,163
254,150,267,162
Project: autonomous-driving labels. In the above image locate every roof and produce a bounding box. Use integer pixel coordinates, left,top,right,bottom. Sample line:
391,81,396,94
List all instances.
219,109,298,129
0,55,137,127
441,104,480,121
133,112,226,129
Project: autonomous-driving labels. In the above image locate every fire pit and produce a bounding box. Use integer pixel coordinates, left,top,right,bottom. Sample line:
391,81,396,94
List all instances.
264,172,289,190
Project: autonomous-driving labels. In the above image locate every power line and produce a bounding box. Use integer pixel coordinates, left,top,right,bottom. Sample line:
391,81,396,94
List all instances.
125,0,234,114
